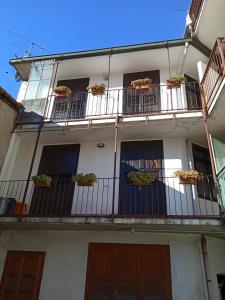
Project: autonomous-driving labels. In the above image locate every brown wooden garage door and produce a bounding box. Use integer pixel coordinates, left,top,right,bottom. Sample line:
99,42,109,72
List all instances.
0,251,45,300
85,243,172,300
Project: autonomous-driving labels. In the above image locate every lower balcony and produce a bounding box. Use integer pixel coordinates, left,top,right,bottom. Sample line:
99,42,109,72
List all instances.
0,177,220,224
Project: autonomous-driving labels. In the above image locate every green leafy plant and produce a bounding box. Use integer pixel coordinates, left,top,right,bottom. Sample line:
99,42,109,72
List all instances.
72,173,97,186
32,175,52,187
88,83,106,96
173,170,201,184
127,172,157,186
166,74,187,89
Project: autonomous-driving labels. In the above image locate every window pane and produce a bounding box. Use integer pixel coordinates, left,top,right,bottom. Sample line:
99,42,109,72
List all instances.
30,62,43,80
37,79,50,99
25,81,39,100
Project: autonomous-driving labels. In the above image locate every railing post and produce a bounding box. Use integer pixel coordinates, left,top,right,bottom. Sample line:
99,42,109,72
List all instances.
111,90,120,221
217,38,225,76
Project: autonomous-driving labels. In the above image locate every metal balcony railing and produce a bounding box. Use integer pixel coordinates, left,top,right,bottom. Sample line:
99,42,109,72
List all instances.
47,82,201,122
189,0,204,31
201,38,225,107
0,176,219,219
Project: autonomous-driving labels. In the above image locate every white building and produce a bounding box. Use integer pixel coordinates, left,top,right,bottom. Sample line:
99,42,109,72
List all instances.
0,1,225,299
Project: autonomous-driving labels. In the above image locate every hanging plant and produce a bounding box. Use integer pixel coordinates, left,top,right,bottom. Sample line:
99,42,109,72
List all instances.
53,86,71,99
174,170,201,185
32,175,52,187
88,84,106,96
166,74,187,89
127,171,156,186
72,173,97,187
131,78,152,91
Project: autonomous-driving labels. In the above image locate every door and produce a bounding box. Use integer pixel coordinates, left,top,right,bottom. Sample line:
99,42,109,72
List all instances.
211,136,225,215
30,144,80,216
192,144,216,201
119,140,166,216
185,74,201,110
123,70,160,114
0,251,45,300
52,78,89,119
85,243,172,300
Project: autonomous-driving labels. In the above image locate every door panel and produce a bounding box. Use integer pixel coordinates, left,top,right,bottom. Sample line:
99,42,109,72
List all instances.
30,144,80,216
115,246,138,300
0,251,45,300
119,141,166,216
86,244,114,300
123,70,160,114
185,74,201,110
52,78,89,119
85,243,172,300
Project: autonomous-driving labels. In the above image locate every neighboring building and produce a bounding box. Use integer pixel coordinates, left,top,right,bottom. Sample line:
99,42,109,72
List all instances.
0,87,22,173
0,1,225,299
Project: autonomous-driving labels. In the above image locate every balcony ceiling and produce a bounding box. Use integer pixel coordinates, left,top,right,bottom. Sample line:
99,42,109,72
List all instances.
195,0,225,49
56,44,207,82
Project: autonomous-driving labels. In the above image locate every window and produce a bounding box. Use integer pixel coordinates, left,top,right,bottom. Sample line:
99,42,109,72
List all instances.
24,60,54,100
0,251,45,299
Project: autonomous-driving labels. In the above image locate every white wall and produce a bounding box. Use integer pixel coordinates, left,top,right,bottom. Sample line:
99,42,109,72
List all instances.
0,101,17,173
0,230,208,300
207,236,225,300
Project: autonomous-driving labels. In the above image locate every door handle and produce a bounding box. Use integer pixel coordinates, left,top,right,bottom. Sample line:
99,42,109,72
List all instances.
114,290,117,300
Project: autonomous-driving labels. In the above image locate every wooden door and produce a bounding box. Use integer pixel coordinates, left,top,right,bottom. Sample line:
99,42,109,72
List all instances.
52,78,90,119
85,243,172,300
30,144,80,216
123,70,161,114
0,251,45,300
119,140,167,216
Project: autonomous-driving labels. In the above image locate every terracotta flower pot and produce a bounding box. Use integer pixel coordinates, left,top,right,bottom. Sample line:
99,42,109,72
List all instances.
77,181,94,187
90,86,105,96
166,80,181,89
179,177,198,185
13,202,28,215
34,182,52,188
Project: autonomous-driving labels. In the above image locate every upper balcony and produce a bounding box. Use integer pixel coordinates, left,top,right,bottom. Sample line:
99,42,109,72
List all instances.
201,38,225,114
12,39,207,129
17,82,202,126
187,0,225,49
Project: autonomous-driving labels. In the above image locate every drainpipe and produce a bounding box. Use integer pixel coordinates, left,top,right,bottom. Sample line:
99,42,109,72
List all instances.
111,91,119,221
201,235,213,300
22,121,44,204
178,41,189,74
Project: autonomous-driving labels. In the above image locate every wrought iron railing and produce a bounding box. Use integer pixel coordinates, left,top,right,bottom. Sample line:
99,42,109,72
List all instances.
45,82,202,122
0,176,219,219
201,38,225,107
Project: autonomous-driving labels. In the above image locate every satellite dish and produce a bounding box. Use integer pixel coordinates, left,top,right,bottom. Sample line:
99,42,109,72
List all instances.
15,71,22,82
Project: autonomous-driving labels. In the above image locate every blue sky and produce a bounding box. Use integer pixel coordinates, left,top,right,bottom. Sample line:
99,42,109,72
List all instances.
1,0,190,97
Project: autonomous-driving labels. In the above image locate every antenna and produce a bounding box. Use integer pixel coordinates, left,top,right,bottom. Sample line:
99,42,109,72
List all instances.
8,30,48,57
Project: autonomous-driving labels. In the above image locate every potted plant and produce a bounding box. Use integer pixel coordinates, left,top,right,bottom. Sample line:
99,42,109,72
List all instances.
131,78,152,91
53,86,72,99
13,202,28,215
127,171,156,186
32,175,52,188
174,170,201,185
88,83,106,96
166,74,187,89
72,173,97,187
